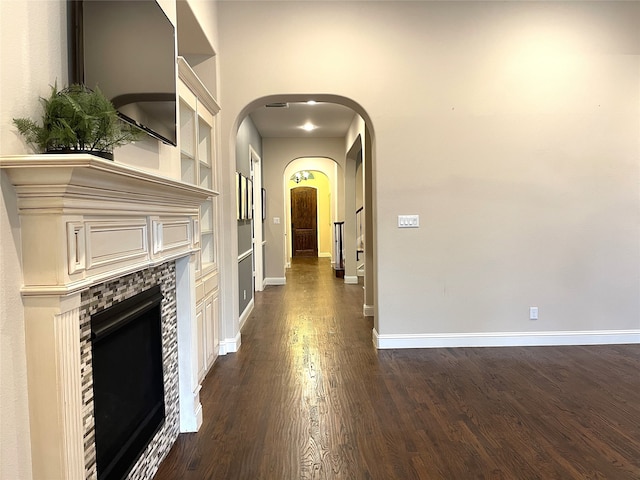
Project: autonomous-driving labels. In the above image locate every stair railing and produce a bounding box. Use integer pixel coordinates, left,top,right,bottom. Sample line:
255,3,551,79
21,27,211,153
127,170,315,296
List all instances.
333,221,345,277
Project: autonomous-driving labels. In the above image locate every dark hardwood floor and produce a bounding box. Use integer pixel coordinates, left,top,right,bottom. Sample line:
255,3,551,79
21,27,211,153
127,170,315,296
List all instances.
154,257,640,479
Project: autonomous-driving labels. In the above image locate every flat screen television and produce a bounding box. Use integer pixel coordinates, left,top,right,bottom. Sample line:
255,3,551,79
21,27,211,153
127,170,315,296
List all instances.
69,0,177,146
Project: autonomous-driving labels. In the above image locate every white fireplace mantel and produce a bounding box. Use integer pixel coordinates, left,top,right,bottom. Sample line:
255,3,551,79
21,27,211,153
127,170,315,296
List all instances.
1,154,215,296
1,154,215,480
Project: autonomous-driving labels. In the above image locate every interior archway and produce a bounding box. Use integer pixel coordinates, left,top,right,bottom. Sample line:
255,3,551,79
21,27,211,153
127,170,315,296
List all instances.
226,94,378,349
284,157,341,268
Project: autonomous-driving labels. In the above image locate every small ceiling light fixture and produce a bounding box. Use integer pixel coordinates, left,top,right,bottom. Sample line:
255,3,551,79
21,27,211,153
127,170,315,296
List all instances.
306,100,317,105
301,122,316,132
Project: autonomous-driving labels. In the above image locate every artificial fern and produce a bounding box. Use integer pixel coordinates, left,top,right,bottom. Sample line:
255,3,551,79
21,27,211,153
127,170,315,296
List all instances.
13,83,143,156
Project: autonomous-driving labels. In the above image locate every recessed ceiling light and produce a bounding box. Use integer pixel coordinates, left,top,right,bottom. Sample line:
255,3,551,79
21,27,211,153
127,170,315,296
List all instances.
306,100,317,105
301,122,316,131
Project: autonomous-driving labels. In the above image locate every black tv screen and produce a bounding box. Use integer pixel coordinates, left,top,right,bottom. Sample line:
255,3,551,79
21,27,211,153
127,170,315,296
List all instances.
70,0,177,146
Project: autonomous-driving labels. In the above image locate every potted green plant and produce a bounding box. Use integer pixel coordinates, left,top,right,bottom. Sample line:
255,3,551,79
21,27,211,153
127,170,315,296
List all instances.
13,83,143,160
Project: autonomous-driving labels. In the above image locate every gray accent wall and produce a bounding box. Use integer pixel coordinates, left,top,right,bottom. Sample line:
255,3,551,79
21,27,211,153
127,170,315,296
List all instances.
236,116,262,316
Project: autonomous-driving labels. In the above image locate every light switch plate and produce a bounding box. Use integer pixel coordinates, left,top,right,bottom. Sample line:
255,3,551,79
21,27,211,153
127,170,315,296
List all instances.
398,215,419,228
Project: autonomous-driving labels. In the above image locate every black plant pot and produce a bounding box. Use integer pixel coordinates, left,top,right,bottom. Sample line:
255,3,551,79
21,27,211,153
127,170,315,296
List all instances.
45,148,114,161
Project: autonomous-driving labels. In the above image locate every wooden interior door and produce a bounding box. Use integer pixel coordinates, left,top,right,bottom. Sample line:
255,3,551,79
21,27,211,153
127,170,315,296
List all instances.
291,187,318,257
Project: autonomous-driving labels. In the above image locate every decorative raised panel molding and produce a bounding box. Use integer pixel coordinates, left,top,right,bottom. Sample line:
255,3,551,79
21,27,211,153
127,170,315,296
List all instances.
178,56,220,115
85,218,149,270
153,219,164,255
160,218,193,253
67,222,86,275
0,154,214,295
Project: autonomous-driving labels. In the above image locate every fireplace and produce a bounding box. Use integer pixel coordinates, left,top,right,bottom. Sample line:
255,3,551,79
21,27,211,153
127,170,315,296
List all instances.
91,285,165,480
79,263,180,480
0,155,214,480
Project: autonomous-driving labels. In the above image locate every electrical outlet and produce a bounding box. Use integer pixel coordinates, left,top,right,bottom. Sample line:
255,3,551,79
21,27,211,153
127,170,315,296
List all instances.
243,290,247,300
529,306,538,320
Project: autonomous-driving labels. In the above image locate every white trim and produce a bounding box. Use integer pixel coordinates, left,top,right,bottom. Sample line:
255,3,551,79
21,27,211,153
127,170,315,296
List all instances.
373,329,640,349
220,331,242,355
239,298,254,330
178,57,220,115
176,256,202,433
264,277,286,286
319,252,332,258
344,275,359,285
250,146,264,292
54,303,84,480
363,304,374,317
237,249,252,262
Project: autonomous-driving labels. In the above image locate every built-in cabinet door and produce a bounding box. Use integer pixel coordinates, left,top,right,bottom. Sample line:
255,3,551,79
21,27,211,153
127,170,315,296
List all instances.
212,294,220,361
197,291,219,382
195,301,206,381
206,294,219,367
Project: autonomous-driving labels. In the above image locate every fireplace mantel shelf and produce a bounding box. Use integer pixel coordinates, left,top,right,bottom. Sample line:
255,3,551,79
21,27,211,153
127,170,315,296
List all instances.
0,154,217,213
1,154,216,296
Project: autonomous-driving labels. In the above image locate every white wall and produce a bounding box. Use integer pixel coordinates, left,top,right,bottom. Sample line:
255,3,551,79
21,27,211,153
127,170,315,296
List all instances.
219,1,640,341
0,2,70,477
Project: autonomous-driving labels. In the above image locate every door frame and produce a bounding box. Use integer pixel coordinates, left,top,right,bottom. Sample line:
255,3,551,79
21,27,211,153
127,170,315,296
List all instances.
250,146,264,291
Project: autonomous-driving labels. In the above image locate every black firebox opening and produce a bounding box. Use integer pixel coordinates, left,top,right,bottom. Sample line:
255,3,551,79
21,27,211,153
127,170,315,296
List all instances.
91,285,165,480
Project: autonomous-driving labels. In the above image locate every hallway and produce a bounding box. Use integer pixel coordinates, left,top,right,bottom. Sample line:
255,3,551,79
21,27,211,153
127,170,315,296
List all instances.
154,258,640,479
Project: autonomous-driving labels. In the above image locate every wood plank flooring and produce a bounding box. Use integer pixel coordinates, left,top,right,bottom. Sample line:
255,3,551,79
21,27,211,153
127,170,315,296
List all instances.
153,257,640,479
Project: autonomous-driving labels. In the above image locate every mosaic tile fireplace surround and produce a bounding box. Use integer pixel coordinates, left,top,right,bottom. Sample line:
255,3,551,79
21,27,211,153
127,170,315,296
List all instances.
80,263,179,480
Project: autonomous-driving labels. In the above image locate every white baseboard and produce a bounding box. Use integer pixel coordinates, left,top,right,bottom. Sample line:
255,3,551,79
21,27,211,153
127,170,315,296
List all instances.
344,276,359,285
220,331,242,355
239,298,254,330
319,252,332,258
264,277,286,286
363,304,374,317
372,329,640,349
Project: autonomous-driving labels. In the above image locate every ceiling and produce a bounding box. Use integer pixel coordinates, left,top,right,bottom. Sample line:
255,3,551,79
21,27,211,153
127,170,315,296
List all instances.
249,101,357,138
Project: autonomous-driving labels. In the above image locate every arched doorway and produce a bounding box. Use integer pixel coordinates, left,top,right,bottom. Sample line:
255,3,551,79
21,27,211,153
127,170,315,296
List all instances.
224,95,377,349
284,159,340,269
